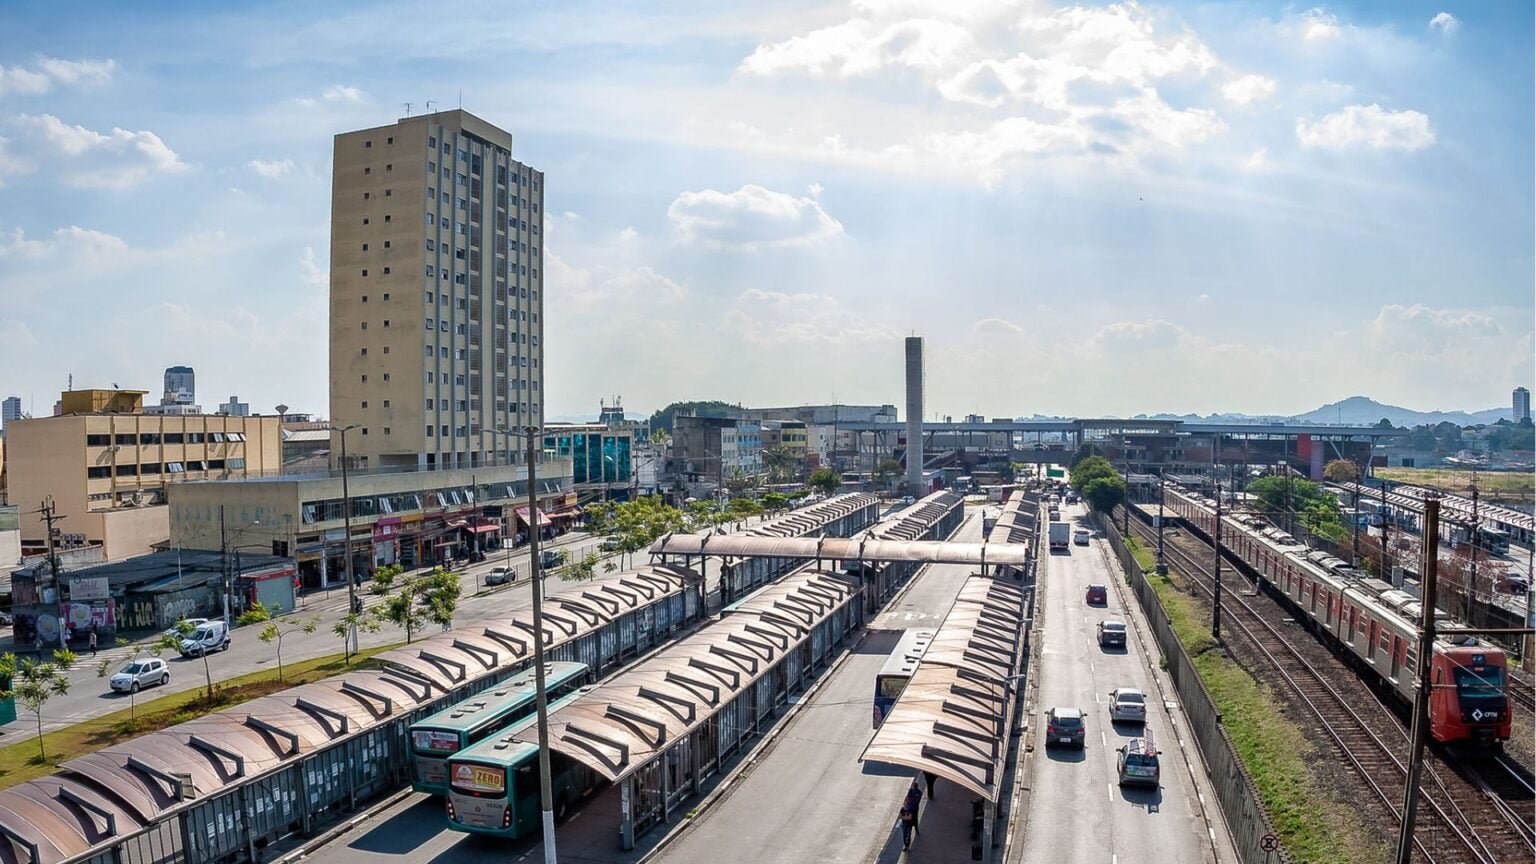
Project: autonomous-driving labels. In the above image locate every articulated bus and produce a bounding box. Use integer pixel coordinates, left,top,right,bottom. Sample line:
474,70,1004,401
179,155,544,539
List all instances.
408,661,591,795
872,628,935,728
445,689,596,838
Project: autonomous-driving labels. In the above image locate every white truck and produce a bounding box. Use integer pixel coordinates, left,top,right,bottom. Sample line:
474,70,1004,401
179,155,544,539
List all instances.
1049,521,1071,551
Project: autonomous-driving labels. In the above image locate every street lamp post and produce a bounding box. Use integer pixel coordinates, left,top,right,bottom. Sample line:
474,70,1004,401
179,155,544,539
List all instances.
1156,469,1167,576
492,426,559,864
327,424,361,653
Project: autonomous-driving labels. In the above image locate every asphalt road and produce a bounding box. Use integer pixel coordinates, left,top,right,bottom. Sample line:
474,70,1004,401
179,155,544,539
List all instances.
7,528,668,736
1014,502,1218,864
656,510,988,864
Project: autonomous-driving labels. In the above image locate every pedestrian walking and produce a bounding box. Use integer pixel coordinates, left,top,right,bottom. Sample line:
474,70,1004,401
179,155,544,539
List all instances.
923,770,937,800
88,624,98,655
898,802,916,850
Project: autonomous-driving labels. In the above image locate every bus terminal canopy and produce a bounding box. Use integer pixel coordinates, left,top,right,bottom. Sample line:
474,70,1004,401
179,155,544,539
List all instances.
860,576,1029,802
648,535,1033,567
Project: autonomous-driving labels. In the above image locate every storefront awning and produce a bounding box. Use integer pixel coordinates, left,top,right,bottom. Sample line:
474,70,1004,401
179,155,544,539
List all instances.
547,506,583,519
515,506,552,528
469,523,500,534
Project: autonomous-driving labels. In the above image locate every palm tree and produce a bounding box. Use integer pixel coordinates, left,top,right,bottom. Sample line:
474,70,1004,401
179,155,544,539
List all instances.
762,446,797,483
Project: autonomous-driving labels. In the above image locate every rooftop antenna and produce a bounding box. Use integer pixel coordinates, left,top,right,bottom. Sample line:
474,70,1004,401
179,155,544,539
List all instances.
403,101,413,117
458,89,462,108
425,99,436,114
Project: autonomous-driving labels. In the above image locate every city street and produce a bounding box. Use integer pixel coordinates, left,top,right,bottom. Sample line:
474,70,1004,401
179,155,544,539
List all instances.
1013,502,1226,864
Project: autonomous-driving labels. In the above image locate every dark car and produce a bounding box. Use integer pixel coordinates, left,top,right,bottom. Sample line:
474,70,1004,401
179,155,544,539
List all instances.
1117,735,1161,787
1097,619,1126,648
1086,584,1108,605
1044,706,1086,749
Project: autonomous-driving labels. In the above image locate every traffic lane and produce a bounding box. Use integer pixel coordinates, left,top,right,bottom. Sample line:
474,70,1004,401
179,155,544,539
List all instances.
663,514,986,864
1019,514,1113,864
1036,505,1209,863
298,792,535,864
34,536,627,732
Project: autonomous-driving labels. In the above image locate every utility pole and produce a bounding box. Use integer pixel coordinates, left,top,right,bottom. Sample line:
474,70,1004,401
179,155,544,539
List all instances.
1122,460,1130,534
1156,468,1167,575
1466,476,1479,623
1212,484,1223,640
524,425,559,864
37,498,63,651
220,505,231,630
1395,495,1440,864
329,424,361,654
1382,487,1395,586
1351,479,1361,568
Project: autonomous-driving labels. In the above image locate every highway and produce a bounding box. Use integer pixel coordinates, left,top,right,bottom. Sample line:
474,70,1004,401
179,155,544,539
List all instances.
289,509,988,864
1014,502,1224,864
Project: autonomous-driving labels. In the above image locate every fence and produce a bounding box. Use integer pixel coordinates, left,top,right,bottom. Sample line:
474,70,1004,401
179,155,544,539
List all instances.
1097,511,1289,864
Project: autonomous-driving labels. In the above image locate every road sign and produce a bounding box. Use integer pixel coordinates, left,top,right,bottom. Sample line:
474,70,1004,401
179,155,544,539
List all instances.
1047,468,1065,478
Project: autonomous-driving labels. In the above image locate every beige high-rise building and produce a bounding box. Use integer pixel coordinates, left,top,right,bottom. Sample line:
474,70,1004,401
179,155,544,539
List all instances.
330,109,545,470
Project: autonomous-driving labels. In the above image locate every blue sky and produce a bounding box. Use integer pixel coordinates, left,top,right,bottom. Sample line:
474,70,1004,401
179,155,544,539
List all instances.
0,0,1530,422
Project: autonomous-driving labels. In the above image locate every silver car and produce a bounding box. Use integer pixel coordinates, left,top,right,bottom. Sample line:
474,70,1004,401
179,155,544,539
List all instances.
110,658,169,693
1108,687,1147,724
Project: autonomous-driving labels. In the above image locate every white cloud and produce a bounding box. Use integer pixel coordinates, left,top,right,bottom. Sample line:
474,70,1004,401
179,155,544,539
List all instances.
1221,74,1276,106
668,184,844,251
0,224,128,259
2,114,186,188
973,317,1023,335
740,16,975,78
323,85,365,103
1428,12,1459,35
299,246,327,288
0,57,114,96
1299,8,1342,42
1368,304,1500,355
1243,147,1269,171
725,289,896,345
1296,104,1434,152
247,158,294,178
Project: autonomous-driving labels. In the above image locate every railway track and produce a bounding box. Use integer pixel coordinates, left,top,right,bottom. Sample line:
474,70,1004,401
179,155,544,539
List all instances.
1507,669,1535,713
1124,515,1534,864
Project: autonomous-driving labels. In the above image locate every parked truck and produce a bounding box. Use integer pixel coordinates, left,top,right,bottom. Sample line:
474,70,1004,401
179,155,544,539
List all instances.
1049,521,1070,551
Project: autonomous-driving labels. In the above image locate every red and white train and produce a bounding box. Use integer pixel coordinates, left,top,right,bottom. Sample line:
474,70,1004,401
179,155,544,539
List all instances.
1163,487,1511,744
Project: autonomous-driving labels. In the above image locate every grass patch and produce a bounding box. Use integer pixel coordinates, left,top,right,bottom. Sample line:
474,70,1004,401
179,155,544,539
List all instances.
1375,467,1532,504
1141,568,1385,864
0,643,401,791
1122,531,1158,573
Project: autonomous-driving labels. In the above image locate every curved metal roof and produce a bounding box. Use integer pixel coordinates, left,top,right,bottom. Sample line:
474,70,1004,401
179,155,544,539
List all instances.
861,577,1029,802
522,570,859,783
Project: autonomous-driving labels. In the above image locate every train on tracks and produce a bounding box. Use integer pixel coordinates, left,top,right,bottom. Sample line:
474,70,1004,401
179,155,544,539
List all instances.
1164,487,1512,744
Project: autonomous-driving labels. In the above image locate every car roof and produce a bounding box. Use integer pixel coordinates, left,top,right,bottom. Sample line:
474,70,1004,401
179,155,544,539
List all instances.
1051,706,1082,719
1124,737,1157,756
1088,583,1106,590
1101,619,1125,627
1112,687,1144,697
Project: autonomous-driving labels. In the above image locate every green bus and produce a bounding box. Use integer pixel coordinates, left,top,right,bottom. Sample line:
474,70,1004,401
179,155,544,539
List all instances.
444,689,596,838
408,661,590,795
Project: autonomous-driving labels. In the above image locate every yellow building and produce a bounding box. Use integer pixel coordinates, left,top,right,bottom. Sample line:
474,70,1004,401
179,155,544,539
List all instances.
7,396,282,560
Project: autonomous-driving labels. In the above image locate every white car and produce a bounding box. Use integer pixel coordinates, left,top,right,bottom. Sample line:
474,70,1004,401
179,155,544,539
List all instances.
178,621,231,657
1108,687,1147,724
162,617,209,639
1073,529,1090,546
110,658,170,693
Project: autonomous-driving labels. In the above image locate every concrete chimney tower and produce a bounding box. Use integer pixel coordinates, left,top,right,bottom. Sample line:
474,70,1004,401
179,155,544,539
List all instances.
904,336,924,495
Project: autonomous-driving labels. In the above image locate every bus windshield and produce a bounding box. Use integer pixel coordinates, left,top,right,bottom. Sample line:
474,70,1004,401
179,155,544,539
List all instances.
1453,666,1504,699
877,675,907,700
412,728,463,755
450,761,507,797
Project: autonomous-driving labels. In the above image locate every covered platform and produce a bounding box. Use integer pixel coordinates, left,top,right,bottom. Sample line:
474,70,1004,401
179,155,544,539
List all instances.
650,534,1032,569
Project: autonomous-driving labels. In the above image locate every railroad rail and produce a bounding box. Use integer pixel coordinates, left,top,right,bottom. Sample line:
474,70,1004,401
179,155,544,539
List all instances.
1508,668,1535,713
1124,515,1533,864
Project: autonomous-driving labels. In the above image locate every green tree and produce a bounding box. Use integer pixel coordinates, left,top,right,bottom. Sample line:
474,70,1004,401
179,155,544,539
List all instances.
646,401,740,435
582,502,614,535
241,602,321,682
369,562,406,596
1081,475,1126,513
95,637,175,724
561,552,599,582
333,611,381,662
1069,443,1099,470
1323,459,1361,483
761,491,789,514
167,618,220,703
727,496,763,520
762,446,798,483
1069,455,1118,492
807,467,842,496
873,458,904,491
725,468,758,495
421,568,462,631
1,650,77,763
1247,475,1346,541
375,586,428,644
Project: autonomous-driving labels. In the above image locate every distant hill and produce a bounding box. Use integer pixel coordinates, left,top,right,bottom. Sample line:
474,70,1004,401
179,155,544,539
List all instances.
1292,396,1508,427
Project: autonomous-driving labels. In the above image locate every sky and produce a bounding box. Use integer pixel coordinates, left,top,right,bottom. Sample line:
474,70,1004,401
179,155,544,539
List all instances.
0,0,1530,423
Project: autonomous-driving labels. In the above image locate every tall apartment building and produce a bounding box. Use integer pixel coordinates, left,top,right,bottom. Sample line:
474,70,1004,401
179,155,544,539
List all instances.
2,396,21,431
162,365,195,405
1514,387,1531,423
330,109,545,471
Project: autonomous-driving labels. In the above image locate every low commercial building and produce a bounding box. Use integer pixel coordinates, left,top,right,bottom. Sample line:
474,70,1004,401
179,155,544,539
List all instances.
168,458,574,590
6,390,282,560
8,548,294,648
542,423,636,502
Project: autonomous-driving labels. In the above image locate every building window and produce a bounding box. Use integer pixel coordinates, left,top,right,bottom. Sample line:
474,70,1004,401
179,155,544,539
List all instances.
361,427,368,435
383,266,391,275
383,346,390,354
86,434,110,446
385,164,392,171
383,427,391,435
427,425,435,437
87,466,110,479
361,269,368,277
228,458,245,469
385,189,392,197
384,214,391,223
426,239,435,251
363,192,370,200
383,373,391,381
364,167,371,175
383,292,390,301
428,161,436,174
360,347,368,356
361,374,368,383
428,136,436,148
425,399,434,409
383,399,391,408
441,425,450,436
365,140,372,148
361,295,369,303
426,291,433,303
360,321,368,329
363,217,369,225
426,265,435,277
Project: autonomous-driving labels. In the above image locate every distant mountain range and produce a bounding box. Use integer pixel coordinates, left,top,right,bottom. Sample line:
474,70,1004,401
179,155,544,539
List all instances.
1131,396,1511,428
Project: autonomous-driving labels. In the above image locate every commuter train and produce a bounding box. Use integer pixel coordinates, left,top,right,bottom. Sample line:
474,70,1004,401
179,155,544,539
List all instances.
1164,488,1511,744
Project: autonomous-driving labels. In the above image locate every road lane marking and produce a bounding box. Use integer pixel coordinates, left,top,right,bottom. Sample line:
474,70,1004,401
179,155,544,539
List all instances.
1108,782,1114,802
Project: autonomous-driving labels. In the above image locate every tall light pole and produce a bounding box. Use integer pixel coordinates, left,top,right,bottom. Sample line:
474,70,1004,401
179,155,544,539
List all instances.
327,424,361,653
493,426,558,864
1156,468,1167,576
1212,483,1224,640
1395,494,1440,864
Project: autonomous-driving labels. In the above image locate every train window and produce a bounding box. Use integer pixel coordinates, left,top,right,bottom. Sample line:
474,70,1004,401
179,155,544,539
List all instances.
1378,629,1391,655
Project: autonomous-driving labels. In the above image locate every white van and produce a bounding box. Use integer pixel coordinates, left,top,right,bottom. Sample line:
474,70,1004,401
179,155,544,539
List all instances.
179,620,230,657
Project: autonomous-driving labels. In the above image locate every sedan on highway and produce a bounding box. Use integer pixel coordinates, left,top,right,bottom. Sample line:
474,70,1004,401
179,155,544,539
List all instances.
1097,619,1126,648
1107,687,1147,724
1085,584,1108,605
1073,528,1090,546
485,566,512,586
1116,736,1161,787
109,658,170,693
1043,706,1086,748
